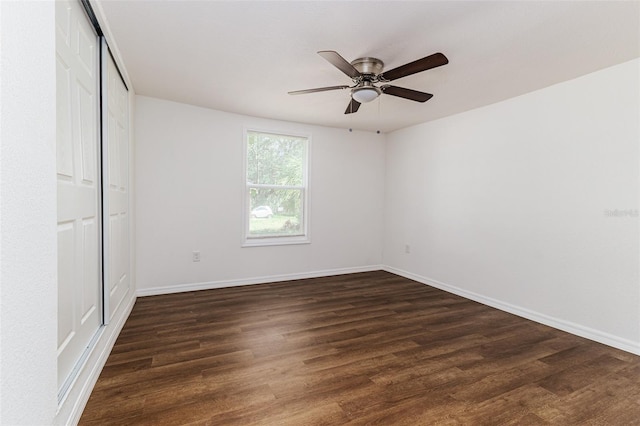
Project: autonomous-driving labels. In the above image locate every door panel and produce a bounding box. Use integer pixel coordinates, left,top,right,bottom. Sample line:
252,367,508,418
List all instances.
57,222,75,351
56,0,101,392
78,82,97,182
81,218,100,321
103,48,130,320
56,57,74,178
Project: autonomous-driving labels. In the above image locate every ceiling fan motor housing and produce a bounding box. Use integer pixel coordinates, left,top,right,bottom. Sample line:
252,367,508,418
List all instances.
349,58,384,103
350,57,384,77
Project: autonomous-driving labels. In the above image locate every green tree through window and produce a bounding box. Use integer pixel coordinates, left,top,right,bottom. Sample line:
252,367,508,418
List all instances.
245,130,309,243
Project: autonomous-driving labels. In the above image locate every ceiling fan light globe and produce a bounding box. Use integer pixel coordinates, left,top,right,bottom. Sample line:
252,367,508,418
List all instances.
352,87,380,103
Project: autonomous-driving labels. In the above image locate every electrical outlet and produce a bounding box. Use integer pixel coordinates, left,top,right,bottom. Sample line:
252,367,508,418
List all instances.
192,251,200,262
405,244,411,254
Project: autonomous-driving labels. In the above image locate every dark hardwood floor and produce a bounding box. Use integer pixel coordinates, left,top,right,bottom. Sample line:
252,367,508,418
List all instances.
80,271,640,425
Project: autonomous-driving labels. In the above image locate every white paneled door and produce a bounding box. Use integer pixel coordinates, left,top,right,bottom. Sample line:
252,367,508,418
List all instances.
56,0,101,393
103,47,130,321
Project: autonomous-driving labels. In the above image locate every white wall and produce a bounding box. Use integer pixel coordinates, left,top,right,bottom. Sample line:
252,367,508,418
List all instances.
0,1,137,424
135,96,385,294
0,2,58,423
384,59,640,354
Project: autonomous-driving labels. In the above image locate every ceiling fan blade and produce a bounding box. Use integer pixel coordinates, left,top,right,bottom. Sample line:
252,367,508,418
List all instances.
380,52,448,82
318,51,361,79
344,98,361,114
381,85,433,102
288,85,350,95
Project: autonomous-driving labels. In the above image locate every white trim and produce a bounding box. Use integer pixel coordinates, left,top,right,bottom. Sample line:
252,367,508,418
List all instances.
90,0,133,89
242,235,310,247
137,265,384,297
56,293,136,424
383,265,640,356
249,183,305,190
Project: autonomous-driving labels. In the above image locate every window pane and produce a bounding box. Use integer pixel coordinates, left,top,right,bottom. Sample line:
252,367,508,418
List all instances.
248,187,304,237
247,131,306,186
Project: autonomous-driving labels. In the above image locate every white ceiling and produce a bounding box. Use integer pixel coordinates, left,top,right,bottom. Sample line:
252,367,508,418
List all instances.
97,1,640,133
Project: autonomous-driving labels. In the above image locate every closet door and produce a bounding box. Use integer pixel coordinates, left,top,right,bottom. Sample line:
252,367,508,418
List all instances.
56,0,101,393
103,44,130,321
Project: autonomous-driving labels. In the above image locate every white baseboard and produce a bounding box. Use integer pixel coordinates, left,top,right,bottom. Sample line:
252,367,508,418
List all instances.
55,292,137,426
383,266,640,356
136,265,385,297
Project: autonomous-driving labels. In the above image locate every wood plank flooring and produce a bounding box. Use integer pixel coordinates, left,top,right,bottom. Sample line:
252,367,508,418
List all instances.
80,271,640,425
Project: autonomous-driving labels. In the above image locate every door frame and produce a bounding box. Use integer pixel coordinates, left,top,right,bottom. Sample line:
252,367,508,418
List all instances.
57,0,130,399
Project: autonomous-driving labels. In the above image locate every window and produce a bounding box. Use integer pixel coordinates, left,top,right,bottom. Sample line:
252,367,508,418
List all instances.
244,129,309,246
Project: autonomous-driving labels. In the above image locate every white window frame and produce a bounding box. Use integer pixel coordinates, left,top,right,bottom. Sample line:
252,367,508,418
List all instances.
242,128,311,247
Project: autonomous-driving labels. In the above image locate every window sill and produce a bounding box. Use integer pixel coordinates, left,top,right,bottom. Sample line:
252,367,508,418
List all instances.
242,235,310,248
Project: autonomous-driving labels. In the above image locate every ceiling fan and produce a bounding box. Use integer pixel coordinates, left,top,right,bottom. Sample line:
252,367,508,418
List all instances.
288,50,448,114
